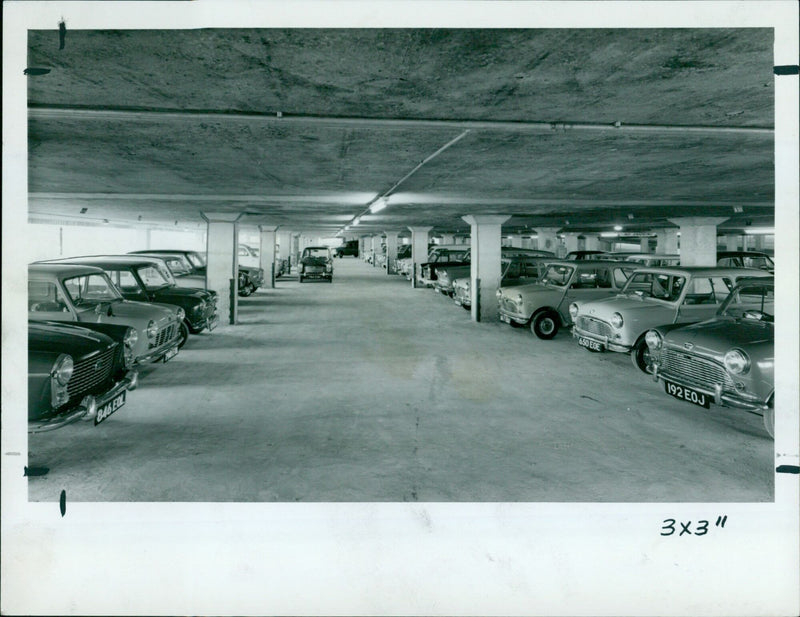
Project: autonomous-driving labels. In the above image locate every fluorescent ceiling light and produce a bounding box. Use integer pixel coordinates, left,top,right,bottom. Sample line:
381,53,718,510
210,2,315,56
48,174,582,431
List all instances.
600,232,619,238
369,198,388,213
613,225,623,231
743,228,774,235
352,217,361,226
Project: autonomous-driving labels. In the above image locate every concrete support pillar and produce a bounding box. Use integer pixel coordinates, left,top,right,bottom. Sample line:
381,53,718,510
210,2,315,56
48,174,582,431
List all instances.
639,237,651,253
535,227,560,255
509,234,523,248
258,225,277,288
384,230,400,274
462,215,511,322
655,228,679,255
583,235,601,251
370,235,379,267
408,226,433,288
669,217,728,266
201,212,242,325
276,230,291,272
563,233,581,254
724,234,740,252
752,234,765,250
291,234,301,269
439,233,455,244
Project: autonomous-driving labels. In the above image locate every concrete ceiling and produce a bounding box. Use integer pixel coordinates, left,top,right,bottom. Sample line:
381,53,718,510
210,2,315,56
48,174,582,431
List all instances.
26,28,775,237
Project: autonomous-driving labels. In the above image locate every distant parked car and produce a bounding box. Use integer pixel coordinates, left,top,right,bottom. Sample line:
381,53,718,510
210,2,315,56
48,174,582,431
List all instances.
565,250,609,260
645,278,774,437
39,255,219,347
298,246,333,282
238,244,260,268
717,251,774,273
28,263,183,365
498,260,637,339
571,266,773,373
28,320,139,432
453,255,552,309
624,253,681,267
433,248,554,296
334,240,359,258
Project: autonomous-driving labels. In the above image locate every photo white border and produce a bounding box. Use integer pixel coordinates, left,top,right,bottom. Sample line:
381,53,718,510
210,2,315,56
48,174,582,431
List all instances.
3,2,798,615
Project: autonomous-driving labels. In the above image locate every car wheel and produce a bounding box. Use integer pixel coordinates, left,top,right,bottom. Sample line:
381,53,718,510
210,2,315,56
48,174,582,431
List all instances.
631,338,654,374
763,397,774,438
238,284,253,297
531,310,559,340
177,320,190,349
461,303,470,311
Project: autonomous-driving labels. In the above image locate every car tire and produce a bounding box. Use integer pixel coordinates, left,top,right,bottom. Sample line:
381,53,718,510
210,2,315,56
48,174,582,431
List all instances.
631,338,654,374
177,320,190,349
763,398,774,438
238,284,254,297
531,310,559,339
461,303,470,311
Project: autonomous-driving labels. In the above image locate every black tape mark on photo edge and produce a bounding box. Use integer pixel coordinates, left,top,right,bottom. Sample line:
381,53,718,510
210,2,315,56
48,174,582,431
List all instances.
773,65,800,75
776,465,800,474
60,490,67,516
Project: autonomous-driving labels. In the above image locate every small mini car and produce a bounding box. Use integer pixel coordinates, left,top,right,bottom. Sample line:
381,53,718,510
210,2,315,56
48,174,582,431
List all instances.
28,320,139,432
298,246,333,282
453,254,552,309
29,263,183,365
570,266,773,372
716,251,774,273
644,278,774,437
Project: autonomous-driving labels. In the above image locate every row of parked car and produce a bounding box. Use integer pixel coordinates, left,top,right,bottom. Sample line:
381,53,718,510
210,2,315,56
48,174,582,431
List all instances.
411,246,776,437
26,247,269,433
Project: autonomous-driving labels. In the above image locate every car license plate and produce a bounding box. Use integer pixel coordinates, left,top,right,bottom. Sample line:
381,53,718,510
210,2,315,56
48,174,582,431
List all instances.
664,380,710,408
163,346,179,362
95,391,125,425
578,336,604,352
500,314,510,324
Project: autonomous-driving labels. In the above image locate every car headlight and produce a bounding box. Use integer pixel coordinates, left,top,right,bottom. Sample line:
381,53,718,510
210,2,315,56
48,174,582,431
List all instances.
515,294,523,304
724,349,750,375
176,307,186,321
53,354,74,385
123,327,138,348
496,289,503,299
645,330,662,350
192,301,206,314
610,312,624,328
146,320,158,340
569,303,579,319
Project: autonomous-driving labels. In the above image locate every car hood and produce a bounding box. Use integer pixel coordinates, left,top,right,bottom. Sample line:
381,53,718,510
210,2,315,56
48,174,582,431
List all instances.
579,294,673,319
664,317,773,355
29,321,113,356
101,299,177,320
153,286,214,303
500,282,563,298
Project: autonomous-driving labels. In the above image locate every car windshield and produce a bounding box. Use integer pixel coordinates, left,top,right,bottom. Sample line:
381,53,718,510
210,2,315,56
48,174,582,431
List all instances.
163,257,192,274
719,282,774,322
303,248,329,259
539,264,575,287
136,264,175,289
621,272,686,301
63,273,123,307
186,252,206,268
741,255,774,269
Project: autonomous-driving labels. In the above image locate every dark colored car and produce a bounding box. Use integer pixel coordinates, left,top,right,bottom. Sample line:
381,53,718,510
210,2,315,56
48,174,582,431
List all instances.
717,251,775,274
565,250,609,260
334,240,359,258
299,246,333,282
129,249,265,297
39,255,219,348
645,278,774,437
430,247,555,294
28,320,139,432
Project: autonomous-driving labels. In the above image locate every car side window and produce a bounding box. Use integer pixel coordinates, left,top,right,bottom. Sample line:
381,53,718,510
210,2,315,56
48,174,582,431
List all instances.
595,267,612,288
28,281,69,313
111,269,143,294
683,277,731,305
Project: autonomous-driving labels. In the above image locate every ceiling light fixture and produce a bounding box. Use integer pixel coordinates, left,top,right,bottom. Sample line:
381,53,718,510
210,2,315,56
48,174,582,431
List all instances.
369,198,388,214
733,206,744,213
613,225,623,231
352,217,361,227
600,232,619,238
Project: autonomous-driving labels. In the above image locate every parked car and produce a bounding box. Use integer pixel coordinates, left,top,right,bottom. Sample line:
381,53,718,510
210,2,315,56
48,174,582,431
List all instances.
39,255,219,347
433,248,554,296
453,255,553,309
717,251,774,273
417,247,471,286
238,244,260,268
644,278,774,437
334,240,359,258
565,250,609,260
28,320,139,432
624,253,681,267
28,263,183,365
498,260,637,339
130,249,265,296
570,266,773,372
298,246,333,282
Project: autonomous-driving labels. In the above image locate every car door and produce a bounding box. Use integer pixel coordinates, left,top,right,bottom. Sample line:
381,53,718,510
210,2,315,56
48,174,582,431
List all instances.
28,280,76,322
675,275,734,324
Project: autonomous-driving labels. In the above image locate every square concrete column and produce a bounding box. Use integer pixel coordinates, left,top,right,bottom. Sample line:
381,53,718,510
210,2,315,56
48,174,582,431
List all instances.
439,233,455,244
408,226,432,288
583,235,601,251
384,230,400,274
724,234,740,251
752,234,765,250
463,215,510,322
535,227,560,255
564,233,580,254
669,217,728,266
639,237,651,253
201,212,242,325
258,225,277,288
277,230,292,272
655,228,679,255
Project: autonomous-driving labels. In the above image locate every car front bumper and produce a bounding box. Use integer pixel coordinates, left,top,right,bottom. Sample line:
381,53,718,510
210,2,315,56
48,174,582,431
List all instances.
498,307,528,325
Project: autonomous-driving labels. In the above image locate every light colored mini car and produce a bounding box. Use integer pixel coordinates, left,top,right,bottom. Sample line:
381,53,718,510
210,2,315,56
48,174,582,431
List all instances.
238,244,260,268
644,278,774,436
624,253,681,267
716,251,774,274
571,266,772,372
432,248,554,296
497,260,637,339
453,255,552,309
298,246,333,282
28,263,183,365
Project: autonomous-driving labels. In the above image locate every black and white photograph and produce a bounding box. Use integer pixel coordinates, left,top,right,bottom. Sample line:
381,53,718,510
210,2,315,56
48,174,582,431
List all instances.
2,1,798,615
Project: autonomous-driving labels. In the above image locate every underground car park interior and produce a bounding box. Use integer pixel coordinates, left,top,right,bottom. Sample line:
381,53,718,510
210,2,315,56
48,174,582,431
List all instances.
2,3,799,616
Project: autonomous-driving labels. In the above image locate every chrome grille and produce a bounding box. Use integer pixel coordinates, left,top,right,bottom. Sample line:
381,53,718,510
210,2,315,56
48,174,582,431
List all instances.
661,348,735,392
152,322,177,348
576,316,613,337
67,346,116,398
500,297,519,313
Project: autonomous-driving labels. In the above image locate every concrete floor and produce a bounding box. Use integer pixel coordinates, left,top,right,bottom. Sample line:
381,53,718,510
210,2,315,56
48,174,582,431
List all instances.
28,257,774,502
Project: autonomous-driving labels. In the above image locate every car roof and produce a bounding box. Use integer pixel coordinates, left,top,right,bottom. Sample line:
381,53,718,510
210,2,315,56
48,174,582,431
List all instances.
37,254,170,268
717,251,772,257
130,249,199,255
543,259,640,267
29,262,106,277
626,265,772,276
